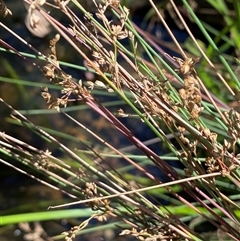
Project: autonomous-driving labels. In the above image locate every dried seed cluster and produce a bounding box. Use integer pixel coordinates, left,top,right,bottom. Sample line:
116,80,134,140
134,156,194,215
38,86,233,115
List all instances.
18,222,50,241
225,109,240,142
83,182,111,212
0,0,12,17
41,34,91,111
32,149,56,170
120,224,182,241
177,57,203,120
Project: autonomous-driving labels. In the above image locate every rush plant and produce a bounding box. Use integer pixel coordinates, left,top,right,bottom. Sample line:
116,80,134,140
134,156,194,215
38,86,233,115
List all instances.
1,0,240,240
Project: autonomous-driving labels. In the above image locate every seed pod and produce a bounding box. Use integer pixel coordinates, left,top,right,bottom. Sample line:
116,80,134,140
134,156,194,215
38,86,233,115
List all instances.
86,81,94,90
95,80,106,89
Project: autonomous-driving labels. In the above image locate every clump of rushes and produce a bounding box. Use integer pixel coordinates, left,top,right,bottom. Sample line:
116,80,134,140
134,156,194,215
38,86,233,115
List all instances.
0,0,240,240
